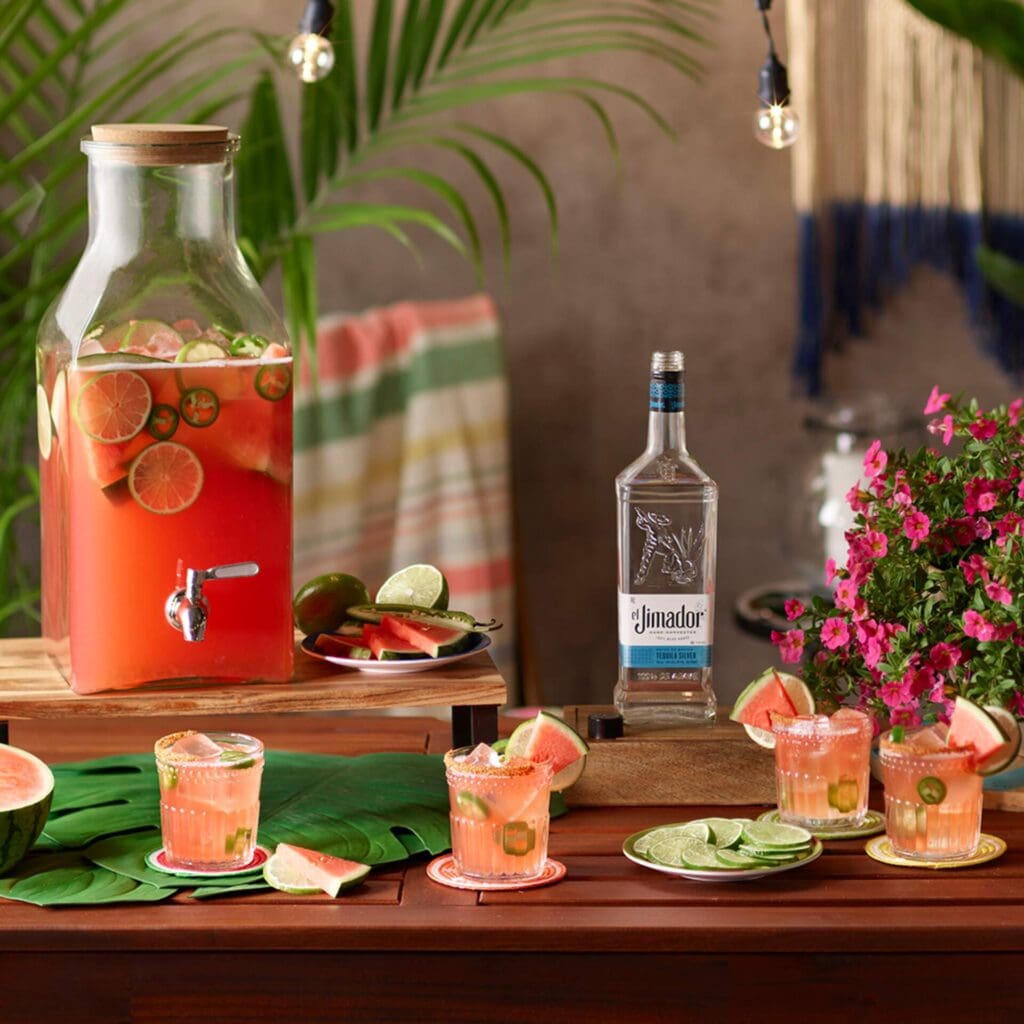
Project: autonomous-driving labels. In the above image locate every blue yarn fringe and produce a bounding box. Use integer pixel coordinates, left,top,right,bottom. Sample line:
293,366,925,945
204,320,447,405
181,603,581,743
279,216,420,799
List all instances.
793,202,1013,394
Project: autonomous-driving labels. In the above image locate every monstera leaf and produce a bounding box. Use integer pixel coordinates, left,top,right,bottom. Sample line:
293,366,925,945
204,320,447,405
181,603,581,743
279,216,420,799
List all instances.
45,751,452,864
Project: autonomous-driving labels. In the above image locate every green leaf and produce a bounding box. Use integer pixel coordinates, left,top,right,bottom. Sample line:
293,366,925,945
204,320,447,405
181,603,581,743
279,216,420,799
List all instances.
437,0,481,68
906,0,1024,79
366,0,394,130
410,0,446,88
0,848,172,906
300,201,468,258
978,245,1024,307
391,0,421,105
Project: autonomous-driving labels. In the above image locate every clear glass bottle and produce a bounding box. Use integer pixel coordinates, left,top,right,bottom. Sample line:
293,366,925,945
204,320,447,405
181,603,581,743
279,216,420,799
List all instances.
37,124,294,693
615,351,718,727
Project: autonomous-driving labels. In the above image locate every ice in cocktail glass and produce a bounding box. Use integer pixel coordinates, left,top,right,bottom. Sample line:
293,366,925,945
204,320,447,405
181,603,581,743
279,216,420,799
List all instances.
879,724,983,862
771,708,873,828
155,730,265,871
444,744,553,882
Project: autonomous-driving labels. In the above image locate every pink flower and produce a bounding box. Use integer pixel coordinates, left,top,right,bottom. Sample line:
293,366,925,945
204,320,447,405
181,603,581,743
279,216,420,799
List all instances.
863,637,885,669
846,484,869,514
1010,398,1024,426
824,559,838,585
1013,692,1024,718
965,478,998,515
960,554,990,585
834,578,859,611
784,598,804,621
771,629,805,664
1017,479,1024,501
963,609,997,642
969,416,998,441
890,707,923,728
863,439,888,479
820,616,851,651
924,386,951,415
903,509,931,546
929,642,964,671
928,414,954,445
985,581,1014,606
861,529,888,560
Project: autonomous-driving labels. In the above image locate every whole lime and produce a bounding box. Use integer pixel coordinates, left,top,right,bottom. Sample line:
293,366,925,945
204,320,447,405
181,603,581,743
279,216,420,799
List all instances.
293,573,370,635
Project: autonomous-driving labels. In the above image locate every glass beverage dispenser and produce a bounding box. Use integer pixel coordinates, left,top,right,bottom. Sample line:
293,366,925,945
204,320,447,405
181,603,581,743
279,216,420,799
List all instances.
37,124,294,693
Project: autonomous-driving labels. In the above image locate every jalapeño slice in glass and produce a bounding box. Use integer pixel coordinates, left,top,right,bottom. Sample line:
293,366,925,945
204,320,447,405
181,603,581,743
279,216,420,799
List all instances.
255,363,292,401
147,403,180,440
917,776,947,805
180,386,220,428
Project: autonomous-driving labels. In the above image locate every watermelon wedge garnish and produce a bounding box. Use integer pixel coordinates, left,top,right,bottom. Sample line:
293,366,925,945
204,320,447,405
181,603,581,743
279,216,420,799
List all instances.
730,669,815,749
361,624,421,660
0,744,55,875
313,633,372,660
946,696,1009,768
264,843,370,897
505,711,589,792
381,614,467,658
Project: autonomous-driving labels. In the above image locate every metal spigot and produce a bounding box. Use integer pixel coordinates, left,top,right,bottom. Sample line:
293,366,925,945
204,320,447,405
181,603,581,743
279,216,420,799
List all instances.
165,561,260,642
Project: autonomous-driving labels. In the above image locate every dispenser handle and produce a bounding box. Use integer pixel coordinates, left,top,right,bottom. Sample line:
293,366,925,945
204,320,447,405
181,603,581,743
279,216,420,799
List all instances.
166,561,261,642
205,561,260,581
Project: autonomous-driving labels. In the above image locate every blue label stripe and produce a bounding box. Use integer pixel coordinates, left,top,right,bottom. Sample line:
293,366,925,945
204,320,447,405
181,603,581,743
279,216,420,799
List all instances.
620,645,711,668
649,379,684,412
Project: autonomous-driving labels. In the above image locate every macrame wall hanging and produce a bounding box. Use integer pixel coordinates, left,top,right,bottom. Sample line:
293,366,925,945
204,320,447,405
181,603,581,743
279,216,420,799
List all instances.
786,0,1024,394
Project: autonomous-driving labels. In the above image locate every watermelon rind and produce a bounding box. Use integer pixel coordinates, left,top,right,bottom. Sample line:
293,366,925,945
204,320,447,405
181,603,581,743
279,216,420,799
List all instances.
947,697,1009,767
978,706,1023,776
505,711,589,792
730,670,814,750
381,614,468,658
0,744,55,876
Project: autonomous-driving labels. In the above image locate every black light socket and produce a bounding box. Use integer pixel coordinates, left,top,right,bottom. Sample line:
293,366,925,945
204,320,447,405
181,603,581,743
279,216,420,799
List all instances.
758,50,791,107
298,0,334,36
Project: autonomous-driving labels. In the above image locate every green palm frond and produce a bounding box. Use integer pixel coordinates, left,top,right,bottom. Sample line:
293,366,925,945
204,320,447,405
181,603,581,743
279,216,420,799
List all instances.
0,0,712,633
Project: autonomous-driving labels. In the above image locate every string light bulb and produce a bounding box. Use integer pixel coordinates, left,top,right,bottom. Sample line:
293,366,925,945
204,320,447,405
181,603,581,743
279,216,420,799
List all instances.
288,0,335,84
752,1,799,150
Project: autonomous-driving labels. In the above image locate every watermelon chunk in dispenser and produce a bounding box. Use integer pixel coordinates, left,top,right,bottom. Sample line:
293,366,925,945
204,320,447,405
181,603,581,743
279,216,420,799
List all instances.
36,125,294,693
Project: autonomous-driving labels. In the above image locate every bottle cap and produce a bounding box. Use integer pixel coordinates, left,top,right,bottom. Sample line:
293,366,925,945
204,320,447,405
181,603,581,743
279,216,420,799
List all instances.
85,124,237,166
651,351,683,374
588,712,624,740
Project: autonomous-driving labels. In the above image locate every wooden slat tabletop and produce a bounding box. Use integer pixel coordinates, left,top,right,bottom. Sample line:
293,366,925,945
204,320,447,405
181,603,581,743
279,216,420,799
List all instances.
2,715,1023,1023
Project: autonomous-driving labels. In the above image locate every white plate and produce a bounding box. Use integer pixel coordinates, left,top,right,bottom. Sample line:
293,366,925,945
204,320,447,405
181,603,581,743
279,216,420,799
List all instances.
622,825,824,883
301,631,491,675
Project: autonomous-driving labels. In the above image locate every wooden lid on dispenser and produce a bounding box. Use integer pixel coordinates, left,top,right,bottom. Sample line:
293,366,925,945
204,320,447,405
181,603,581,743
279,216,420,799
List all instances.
86,124,235,165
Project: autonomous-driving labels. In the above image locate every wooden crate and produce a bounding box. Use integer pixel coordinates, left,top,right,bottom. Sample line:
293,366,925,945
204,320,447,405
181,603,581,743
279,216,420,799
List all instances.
562,705,776,806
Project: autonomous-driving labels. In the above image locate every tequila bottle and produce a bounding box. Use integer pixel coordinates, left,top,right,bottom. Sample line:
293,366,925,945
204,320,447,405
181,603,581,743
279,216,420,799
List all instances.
615,351,718,726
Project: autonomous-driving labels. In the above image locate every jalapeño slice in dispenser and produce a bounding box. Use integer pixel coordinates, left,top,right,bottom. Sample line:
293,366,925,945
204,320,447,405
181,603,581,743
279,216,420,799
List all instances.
180,386,219,427
255,363,292,402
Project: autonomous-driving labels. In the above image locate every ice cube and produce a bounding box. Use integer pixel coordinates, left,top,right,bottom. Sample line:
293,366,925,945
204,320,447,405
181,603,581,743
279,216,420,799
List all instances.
906,725,948,753
831,707,870,726
462,742,501,767
171,732,223,759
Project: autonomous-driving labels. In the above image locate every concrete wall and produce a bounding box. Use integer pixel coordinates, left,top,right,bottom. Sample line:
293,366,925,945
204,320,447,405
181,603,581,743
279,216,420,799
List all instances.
169,1,1016,703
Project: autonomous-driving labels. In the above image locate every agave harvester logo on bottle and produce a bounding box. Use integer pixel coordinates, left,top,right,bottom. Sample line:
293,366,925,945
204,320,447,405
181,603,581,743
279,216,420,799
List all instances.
633,508,703,586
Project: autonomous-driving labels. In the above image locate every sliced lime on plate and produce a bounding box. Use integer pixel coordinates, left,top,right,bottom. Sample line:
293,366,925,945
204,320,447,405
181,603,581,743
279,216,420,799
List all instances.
741,821,813,849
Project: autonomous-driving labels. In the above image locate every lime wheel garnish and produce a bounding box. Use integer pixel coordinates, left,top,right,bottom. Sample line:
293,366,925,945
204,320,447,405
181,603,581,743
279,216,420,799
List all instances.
73,370,153,444
36,384,52,460
128,442,203,515
255,364,292,401
180,387,220,428
147,403,180,440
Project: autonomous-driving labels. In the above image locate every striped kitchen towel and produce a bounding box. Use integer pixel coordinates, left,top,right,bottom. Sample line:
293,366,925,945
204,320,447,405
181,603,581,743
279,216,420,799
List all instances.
293,295,517,690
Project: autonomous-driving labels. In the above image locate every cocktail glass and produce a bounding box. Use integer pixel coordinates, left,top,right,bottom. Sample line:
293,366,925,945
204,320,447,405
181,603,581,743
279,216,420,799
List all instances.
879,725,982,862
444,745,553,882
155,730,265,871
771,708,873,828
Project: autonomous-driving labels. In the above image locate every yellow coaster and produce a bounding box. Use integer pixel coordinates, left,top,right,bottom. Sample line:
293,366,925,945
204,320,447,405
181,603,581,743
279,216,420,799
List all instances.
865,833,1007,869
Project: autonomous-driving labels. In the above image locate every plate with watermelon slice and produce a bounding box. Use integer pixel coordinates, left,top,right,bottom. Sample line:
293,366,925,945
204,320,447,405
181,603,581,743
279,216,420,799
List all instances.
301,605,497,675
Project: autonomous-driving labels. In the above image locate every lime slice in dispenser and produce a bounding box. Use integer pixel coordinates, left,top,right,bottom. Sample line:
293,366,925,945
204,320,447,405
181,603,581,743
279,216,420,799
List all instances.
73,370,153,444
128,441,203,515
175,340,229,363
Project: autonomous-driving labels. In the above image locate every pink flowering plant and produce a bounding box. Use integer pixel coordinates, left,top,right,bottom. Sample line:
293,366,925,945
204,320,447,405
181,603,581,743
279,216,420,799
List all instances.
773,386,1024,727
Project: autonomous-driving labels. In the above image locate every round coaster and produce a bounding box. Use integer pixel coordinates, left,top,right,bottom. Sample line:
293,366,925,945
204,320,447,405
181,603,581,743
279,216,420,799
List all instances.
426,854,566,891
865,833,1006,870
757,808,885,840
146,845,270,878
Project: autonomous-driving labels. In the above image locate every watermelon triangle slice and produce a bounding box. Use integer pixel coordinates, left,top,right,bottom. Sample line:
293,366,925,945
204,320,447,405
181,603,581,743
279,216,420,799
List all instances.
946,696,1008,766
381,614,467,658
730,670,799,730
267,844,370,898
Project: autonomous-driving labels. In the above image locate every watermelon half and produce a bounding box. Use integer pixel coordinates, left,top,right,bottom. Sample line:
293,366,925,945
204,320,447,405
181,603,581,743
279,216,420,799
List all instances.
265,843,370,897
505,711,589,791
0,744,55,875
730,669,815,750
946,697,1009,769
381,614,468,658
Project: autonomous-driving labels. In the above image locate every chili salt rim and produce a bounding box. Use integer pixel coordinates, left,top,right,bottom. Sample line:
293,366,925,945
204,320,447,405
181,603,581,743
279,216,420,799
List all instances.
443,749,542,777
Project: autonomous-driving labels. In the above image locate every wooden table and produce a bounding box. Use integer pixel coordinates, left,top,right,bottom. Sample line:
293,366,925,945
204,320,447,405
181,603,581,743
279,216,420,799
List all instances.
2,714,1023,1023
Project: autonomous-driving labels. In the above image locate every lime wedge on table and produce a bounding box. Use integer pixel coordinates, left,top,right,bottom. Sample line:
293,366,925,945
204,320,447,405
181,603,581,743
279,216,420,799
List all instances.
294,573,371,636
741,821,813,849
375,564,449,610
263,853,320,895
